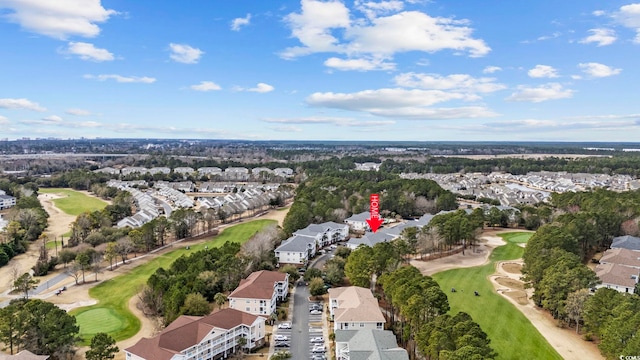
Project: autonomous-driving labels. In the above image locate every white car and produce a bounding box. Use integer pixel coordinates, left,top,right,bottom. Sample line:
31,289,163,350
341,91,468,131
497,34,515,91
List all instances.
312,345,326,353
310,337,324,343
275,335,288,341
278,322,291,329
310,309,322,315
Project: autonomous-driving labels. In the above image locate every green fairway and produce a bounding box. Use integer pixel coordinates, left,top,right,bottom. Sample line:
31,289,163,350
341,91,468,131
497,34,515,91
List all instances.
75,308,124,337
70,219,276,344
433,232,562,360
40,188,108,216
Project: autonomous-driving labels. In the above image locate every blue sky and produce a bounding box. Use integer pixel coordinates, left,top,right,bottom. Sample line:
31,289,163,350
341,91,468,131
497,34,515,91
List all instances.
1,0,639,142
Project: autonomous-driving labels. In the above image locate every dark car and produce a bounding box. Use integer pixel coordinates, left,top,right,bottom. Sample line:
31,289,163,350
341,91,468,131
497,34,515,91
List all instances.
275,341,291,348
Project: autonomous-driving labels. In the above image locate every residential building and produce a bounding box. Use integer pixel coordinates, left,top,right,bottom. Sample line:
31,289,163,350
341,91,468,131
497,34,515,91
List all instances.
346,232,396,250
124,308,266,360
273,168,294,177
599,248,640,269
0,194,16,210
344,211,371,232
274,235,316,265
335,329,409,360
148,167,171,175
611,235,640,251
328,286,386,331
228,270,289,317
174,167,195,176
595,263,639,293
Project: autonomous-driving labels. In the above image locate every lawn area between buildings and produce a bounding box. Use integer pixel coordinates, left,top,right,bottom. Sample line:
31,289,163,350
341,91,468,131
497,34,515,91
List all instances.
70,219,276,344
433,232,562,360
40,188,108,216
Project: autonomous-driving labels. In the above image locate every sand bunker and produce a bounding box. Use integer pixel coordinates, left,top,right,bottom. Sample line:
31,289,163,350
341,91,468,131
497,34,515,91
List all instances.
495,276,525,290
502,263,523,274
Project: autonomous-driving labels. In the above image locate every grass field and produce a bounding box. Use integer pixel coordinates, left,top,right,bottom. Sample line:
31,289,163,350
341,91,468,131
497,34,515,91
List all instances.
70,219,276,344
40,188,108,216
433,232,562,360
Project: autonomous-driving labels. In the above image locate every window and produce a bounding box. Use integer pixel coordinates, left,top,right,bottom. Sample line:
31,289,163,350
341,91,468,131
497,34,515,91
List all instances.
376,322,383,329
246,307,250,311
359,323,364,327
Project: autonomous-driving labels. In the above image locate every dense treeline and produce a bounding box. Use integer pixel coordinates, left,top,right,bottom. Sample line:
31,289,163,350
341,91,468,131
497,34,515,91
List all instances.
521,189,640,359
282,172,456,236
583,288,640,358
0,299,80,359
380,154,640,176
0,181,48,267
143,225,281,325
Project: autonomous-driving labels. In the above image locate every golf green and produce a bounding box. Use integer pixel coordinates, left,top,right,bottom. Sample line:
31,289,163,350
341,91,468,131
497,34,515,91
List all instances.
432,232,562,360
75,308,124,336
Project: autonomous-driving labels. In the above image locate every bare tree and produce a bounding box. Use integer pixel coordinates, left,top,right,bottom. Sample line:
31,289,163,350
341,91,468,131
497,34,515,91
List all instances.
9,263,21,289
116,237,134,264
241,224,279,272
65,264,82,285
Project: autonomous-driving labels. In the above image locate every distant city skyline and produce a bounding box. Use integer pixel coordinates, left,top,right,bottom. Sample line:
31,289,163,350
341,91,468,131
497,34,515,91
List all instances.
1,0,639,141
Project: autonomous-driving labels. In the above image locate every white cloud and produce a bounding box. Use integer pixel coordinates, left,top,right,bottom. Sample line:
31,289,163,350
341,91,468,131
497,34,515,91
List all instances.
479,118,640,133
0,0,116,39
231,13,251,31
324,57,395,71
248,83,275,93
593,10,606,16
355,0,404,19
528,65,559,78
263,116,395,127
0,98,46,111
42,115,63,122
190,81,222,92
482,66,502,74
269,125,303,132
65,42,114,61
84,74,156,83
506,83,574,103
281,1,490,62
168,43,204,64
578,62,622,78
65,108,91,116
0,115,9,124
305,88,498,119
580,28,617,46
614,3,640,43
394,73,506,93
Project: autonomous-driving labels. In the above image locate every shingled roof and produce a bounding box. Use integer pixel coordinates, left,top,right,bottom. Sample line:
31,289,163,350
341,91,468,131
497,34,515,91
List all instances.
228,270,287,300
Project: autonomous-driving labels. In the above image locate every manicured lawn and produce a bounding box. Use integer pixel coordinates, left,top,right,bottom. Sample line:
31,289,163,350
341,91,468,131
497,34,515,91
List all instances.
433,232,562,360
40,188,108,216
75,308,124,337
71,219,276,344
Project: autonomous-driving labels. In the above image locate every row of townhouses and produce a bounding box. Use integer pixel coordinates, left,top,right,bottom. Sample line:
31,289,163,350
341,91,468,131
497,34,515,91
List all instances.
275,222,349,265
96,166,294,180
125,270,289,360
596,235,640,293
329,286,408,360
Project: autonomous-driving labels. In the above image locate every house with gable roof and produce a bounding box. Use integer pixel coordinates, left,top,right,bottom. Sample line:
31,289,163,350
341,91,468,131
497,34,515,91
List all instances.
328,286,385,331
344,211,371,232
611,235,640,252
228,270,289,317
124,308,265,360
334,329,409,360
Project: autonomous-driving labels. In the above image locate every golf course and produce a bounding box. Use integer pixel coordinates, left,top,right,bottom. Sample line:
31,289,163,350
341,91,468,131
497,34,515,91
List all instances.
432,232,563,360
39,188,108,216
70,219,276,344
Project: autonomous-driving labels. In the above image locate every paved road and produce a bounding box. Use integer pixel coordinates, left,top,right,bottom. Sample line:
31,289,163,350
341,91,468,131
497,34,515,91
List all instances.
291,283,310,360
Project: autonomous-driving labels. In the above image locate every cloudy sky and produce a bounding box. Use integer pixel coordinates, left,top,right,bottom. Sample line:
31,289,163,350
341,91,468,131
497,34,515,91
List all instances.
1,0,639,141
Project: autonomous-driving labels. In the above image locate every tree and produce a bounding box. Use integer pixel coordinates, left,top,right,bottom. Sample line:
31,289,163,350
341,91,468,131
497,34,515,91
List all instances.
116,237,134,264
14,273,38,299
279,264,300,283
214,292,227,310
75,252,91,284
58,249,76,268
565,288,590,333
309,277,327,297
85,332,118,360
180,293,211,316
21,299,80,358
344,246,374,288
104,242,117,270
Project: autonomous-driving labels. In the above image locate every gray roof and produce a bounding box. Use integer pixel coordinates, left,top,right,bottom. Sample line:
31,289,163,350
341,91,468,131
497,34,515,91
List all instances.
335,329,408,360
611,235,640,251
276,235,314,253
348,232,396,248
346,211,370,223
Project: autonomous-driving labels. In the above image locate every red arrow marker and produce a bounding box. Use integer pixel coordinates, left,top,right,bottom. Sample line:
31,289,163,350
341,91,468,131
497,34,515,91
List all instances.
366,194,383,233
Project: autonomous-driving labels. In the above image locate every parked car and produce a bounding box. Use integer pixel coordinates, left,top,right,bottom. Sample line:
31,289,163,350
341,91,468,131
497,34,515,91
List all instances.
310,309,322,315
330,245,337,250
312,345,326,353
274,335,288,341
310,337,324,343
278,322,291,329
275,341,291,348
311,356,327,360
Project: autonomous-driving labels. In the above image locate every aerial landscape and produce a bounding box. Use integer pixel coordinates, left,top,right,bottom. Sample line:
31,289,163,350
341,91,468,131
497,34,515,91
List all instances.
1,1,640,360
